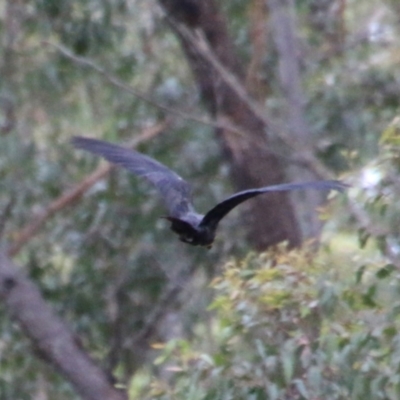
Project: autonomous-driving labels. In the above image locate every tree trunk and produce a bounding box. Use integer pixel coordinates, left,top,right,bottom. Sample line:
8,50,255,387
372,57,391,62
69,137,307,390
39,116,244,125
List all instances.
0,252,127,400
158,0,302,250
268,0,324,241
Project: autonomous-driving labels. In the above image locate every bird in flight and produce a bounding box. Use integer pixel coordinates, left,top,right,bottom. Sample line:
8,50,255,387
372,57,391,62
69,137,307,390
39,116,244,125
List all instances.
73,137,347,248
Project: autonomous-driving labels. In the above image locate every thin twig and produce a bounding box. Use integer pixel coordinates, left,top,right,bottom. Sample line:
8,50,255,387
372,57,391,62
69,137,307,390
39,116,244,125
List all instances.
43,41,247,137
175,25,335,180
44,41,336,180
8,121,167,257
178,26,274,128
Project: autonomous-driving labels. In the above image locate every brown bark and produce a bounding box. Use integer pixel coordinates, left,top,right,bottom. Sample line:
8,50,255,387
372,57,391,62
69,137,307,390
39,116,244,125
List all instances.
159,0,302,250
0,252,127,400
246,0,270,100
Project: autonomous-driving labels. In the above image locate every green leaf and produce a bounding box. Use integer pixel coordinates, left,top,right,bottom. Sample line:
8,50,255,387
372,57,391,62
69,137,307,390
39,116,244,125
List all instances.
375,264,396,279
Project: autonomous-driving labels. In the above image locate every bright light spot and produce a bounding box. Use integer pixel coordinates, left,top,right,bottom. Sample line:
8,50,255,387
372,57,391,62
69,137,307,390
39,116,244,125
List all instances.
361,168,381,189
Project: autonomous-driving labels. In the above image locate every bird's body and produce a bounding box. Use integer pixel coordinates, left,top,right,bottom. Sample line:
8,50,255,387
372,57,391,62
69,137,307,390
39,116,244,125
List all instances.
73,136,347,248
165,214,215,247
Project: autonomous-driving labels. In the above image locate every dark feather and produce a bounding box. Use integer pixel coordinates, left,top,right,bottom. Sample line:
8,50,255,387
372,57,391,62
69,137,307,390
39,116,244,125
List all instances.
200,180,348,230
72,136,194,218
73,136,348,248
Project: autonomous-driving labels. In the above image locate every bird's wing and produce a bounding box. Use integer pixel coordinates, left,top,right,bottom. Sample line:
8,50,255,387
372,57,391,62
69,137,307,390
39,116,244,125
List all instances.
200,180,348,229
73,136,194,217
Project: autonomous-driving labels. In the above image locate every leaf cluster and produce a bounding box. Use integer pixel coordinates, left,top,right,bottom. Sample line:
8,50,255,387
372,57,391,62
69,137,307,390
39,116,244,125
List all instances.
141,246,400,400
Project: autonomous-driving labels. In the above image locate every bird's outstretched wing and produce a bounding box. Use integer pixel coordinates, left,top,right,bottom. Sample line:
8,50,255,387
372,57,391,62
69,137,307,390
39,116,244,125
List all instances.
72,136,194,218
200,180,348,230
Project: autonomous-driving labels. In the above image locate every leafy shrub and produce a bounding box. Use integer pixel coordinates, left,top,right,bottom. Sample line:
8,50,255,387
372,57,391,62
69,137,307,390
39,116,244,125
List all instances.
136,245,400,400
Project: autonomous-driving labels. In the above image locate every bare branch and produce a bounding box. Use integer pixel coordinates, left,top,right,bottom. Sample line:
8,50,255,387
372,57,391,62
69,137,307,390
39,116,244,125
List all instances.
0,251,127,400
43,40,335,182
8,121,168,257
173,24,335,181
43,41,246,137
176,25,274,129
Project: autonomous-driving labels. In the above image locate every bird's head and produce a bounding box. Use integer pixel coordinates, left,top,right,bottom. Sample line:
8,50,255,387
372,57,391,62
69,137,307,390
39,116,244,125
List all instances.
163,215,215,248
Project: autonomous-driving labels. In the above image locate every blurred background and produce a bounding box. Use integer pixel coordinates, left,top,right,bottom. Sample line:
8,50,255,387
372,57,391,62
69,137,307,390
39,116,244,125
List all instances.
0,0,400,398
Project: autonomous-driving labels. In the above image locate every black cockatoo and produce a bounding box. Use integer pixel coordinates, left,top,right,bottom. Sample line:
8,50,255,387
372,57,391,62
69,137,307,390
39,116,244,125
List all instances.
73,137,347,248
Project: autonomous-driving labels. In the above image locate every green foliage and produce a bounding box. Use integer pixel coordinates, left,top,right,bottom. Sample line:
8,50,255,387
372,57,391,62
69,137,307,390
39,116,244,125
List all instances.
0,0,399,398
139,246,400,400
351,116,400,254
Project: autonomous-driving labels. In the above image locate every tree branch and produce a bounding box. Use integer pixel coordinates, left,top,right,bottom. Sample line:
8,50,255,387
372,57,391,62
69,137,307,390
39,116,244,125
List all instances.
42,41,246,137
0,251,127,400
44,40,332,181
